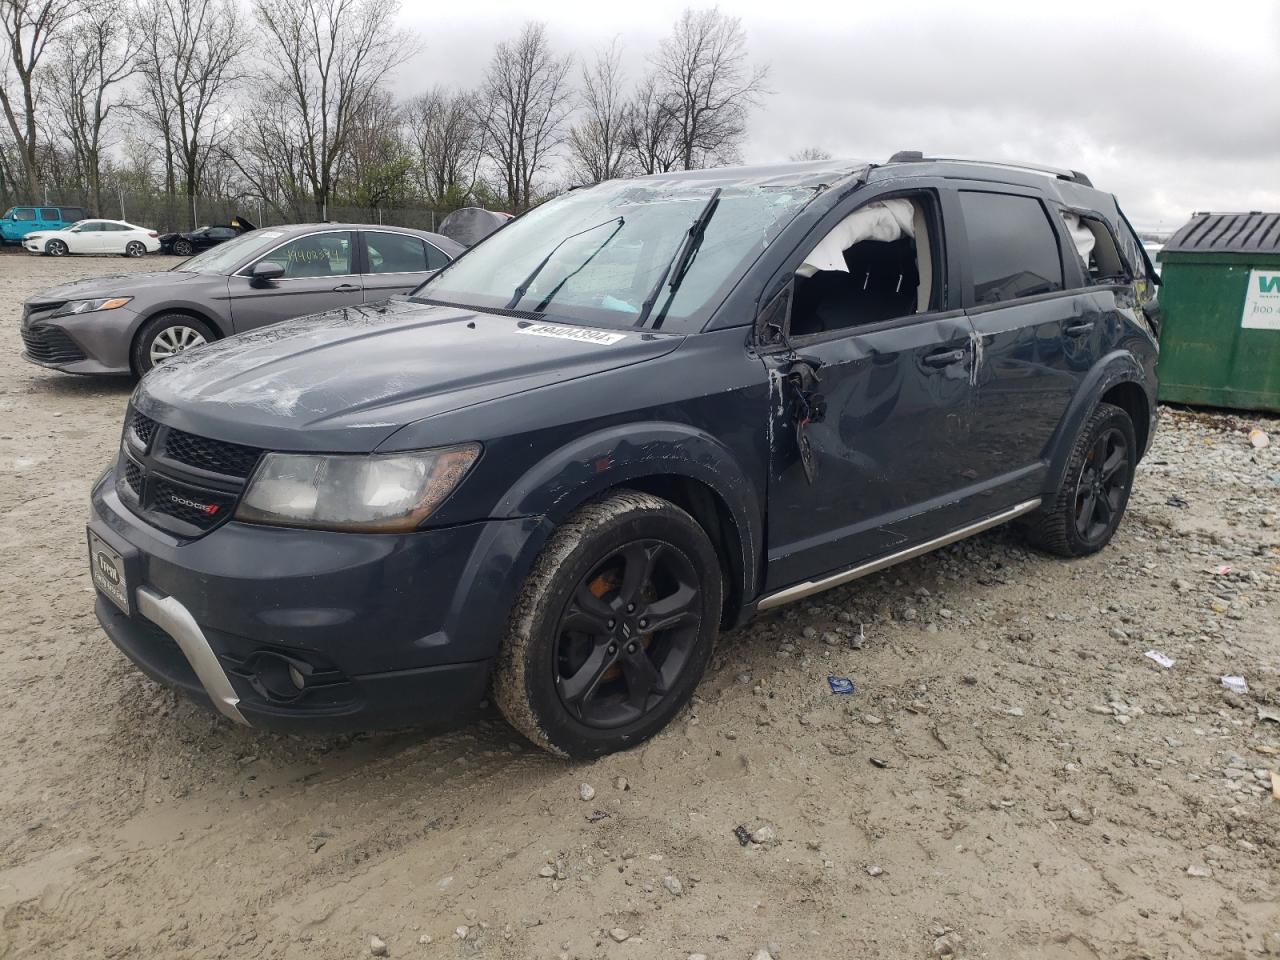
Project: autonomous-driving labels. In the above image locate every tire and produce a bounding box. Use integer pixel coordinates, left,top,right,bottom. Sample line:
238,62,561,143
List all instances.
131,314,216,374
172,239,194,257
124,241,146,258
46,239,67,257
1021,402,1137,557
494,490,723,759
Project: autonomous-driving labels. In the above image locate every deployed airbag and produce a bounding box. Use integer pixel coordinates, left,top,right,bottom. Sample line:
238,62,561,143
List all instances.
799,199,916,276
1061,212,1096,266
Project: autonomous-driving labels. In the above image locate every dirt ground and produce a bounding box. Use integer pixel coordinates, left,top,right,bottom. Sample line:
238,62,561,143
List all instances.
1,250,1278,960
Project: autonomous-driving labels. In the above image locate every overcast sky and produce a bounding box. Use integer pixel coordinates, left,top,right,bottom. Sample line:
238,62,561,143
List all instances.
396,0,1280,232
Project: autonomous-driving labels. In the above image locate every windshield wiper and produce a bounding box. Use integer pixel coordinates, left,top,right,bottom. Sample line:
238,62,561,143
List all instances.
533,216,626,312
505,216,624,311
635,188,721,328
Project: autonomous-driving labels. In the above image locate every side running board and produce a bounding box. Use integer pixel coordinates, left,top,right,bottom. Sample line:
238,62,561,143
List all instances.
756,499,1041,611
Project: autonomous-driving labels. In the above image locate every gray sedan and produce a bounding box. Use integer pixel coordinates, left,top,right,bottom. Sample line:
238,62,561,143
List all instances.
19,223,463,375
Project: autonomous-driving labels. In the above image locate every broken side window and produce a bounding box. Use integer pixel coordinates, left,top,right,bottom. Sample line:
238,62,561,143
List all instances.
789,194,940,338
1060,211,1129,285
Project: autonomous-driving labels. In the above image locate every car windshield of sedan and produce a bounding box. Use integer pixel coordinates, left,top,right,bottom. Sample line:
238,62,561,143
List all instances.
413,180,816,330
176,230,282,274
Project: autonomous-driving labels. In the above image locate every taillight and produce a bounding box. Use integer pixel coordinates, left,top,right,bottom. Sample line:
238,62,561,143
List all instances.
148,231,158,238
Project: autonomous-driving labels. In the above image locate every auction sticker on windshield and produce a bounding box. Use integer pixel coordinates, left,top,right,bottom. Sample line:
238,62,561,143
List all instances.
88,530,130,614
517,322,626,346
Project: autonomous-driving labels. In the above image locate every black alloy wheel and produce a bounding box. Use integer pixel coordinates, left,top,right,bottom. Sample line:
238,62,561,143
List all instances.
554,539,701,729
1073,426,1129,545
494,490,722,758
1020,401,1137,557
173,239,194,257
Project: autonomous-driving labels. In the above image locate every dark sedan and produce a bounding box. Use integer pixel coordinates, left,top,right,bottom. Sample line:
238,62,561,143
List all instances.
158,215,256,257
21,223,463,374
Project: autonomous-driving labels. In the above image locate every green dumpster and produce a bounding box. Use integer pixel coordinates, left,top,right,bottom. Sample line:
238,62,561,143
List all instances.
1156,211,1280,412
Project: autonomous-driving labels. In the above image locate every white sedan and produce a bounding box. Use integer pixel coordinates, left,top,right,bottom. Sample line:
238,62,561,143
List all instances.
24,219,162,258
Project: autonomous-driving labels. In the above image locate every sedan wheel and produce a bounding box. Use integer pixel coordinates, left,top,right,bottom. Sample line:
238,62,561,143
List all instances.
149,324,208,366
46,239,67,257
125,241,146,258
173,239,194,257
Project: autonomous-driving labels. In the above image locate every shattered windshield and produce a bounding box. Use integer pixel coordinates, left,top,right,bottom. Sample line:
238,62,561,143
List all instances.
413,180,815,330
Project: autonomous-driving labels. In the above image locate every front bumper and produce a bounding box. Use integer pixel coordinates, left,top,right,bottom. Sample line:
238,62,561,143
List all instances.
90,474,546,733
20,307,141,374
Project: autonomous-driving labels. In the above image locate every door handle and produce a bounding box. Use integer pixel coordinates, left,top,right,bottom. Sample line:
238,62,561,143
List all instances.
1064,321,1095,336
923,348,966,368
333,283,360,293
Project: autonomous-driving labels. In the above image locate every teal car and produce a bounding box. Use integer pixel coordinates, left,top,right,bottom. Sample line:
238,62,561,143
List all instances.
1,205,89,244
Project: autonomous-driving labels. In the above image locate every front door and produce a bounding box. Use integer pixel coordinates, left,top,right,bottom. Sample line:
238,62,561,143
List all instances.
227,230,363,332
761,186,981,592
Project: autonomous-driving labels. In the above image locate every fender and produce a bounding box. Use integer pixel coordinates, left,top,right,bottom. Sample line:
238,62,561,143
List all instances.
1042,349,1150,494
492,420,765,610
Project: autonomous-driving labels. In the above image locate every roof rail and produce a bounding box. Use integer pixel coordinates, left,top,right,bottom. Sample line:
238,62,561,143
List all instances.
884,151,1093,187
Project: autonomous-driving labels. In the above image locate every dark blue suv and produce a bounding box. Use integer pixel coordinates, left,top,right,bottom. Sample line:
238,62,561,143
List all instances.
87,155,1161,757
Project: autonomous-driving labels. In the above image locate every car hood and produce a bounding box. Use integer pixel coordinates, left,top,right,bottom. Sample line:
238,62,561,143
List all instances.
133,298,685,453
25,270,205,304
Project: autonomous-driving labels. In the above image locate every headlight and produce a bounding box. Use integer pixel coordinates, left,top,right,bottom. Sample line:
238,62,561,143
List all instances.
234,444,481,532
51,297,132,318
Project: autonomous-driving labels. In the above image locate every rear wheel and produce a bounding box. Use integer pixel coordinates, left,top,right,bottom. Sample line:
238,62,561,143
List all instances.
45,239,67,257
131,313,215,374
1021,402,1136,557
172,238,194,257
494,490,722,759
124,240,146,258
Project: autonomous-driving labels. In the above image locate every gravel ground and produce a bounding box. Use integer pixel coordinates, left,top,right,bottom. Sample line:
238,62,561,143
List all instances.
1,252,1278,960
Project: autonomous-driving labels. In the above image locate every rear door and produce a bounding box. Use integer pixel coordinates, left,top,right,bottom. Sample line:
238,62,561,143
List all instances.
957,187,1097,504
227,230,363,332
360,230,437,300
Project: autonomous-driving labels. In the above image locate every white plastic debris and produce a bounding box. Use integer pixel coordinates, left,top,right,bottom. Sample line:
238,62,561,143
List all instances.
1221,676,1249,695
1144,650,1176,669
1249,428,1270,449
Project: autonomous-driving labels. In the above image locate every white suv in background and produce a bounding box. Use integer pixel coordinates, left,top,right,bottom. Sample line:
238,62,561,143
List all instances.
25,219,161,258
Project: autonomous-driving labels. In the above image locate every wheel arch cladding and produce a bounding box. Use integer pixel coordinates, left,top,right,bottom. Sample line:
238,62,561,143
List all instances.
493,422,764,628
1044,351,1152,494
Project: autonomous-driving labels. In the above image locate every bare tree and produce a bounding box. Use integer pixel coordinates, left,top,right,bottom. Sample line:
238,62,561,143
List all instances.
623,71,681,176
49,0,139,215
135,0,247,226
567,38,628,184
253,0,411,220
479,21,573,211
0,0,77,196
404,86,481,206
653,8,768,170
341,87,411,214
789,146,831,161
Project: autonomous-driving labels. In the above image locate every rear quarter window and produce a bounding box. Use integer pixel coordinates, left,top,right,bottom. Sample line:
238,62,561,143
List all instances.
960,191,1064,305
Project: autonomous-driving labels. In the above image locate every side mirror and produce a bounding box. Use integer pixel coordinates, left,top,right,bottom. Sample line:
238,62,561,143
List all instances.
251,261,285,283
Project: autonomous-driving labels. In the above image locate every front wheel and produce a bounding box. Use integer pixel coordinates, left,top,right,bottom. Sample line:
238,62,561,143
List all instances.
124,240,146,258
131,313,215,374
494,490,723,759
172,239,194,257
1021,402,1137,557
45,239,67,257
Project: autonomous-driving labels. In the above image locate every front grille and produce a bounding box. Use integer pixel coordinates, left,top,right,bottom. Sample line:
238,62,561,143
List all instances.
22,301,67,322
115,407,263,537
22,326,85,364
162,428,261,479
129,411,158,450
123,459,143,499
151,476,238,531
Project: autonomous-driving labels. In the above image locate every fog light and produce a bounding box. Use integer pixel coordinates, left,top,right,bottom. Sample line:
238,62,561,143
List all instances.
288,664,306,690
